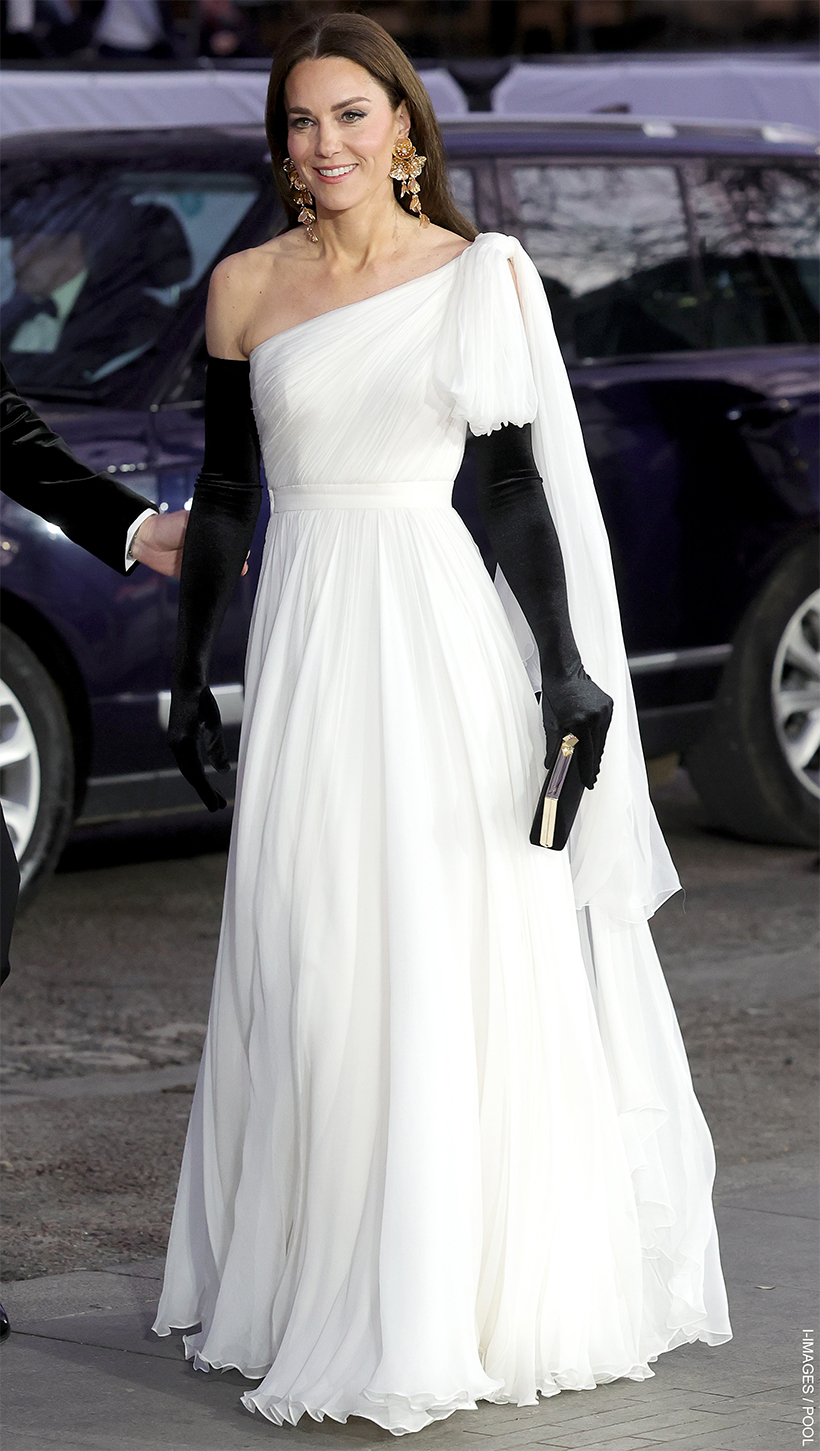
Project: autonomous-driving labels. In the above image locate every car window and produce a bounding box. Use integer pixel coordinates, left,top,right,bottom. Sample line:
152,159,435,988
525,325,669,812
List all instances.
682,160,819,348
512,164,699,362
0,163,259,399
449,166,477,226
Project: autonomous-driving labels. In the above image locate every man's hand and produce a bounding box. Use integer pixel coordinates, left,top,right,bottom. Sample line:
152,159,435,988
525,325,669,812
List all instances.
131,510,189,578
131,510,251,579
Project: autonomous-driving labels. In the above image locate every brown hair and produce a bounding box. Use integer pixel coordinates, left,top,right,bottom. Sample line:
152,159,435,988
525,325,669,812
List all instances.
265,11,476,243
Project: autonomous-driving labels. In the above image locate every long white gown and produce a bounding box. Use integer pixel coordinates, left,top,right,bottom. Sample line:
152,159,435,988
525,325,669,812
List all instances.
153,231,731,1435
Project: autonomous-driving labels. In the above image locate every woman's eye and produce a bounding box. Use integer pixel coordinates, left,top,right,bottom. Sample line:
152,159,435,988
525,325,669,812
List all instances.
288,111,365,129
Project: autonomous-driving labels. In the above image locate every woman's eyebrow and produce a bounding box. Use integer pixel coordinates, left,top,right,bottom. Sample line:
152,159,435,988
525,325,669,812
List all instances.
287,96,371,116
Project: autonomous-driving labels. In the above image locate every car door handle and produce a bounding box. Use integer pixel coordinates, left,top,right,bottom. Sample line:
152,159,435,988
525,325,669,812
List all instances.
726,400,798,423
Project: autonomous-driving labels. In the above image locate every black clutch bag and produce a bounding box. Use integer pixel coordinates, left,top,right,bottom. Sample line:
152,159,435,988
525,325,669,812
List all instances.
530,733,584,851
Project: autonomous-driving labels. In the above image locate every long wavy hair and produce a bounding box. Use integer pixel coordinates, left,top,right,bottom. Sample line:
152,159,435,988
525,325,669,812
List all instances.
265,11,476,243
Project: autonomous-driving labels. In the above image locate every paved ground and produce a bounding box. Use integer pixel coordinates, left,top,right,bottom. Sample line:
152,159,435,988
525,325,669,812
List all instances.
0,771,817,1448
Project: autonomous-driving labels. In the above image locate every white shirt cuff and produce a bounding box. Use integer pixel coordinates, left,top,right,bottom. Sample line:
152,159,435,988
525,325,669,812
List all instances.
125,508,158,571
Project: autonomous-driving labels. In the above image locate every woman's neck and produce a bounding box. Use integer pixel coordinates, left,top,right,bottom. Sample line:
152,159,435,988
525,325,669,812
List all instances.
309,192,418,275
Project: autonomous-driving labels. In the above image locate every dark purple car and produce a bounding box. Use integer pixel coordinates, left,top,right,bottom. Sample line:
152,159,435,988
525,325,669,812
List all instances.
1,115,818,902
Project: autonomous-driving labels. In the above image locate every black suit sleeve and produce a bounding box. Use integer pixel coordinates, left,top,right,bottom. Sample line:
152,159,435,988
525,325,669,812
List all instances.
0,363,156,574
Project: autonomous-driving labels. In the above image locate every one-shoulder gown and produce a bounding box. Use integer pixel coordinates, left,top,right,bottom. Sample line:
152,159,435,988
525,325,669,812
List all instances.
153,233,731,1435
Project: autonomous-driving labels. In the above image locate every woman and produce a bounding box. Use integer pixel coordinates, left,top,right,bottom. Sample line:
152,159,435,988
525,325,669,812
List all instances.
153,12,731,1435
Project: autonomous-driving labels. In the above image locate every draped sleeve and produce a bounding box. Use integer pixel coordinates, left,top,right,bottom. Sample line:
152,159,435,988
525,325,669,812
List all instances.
437,233,680,925
433,232,538,435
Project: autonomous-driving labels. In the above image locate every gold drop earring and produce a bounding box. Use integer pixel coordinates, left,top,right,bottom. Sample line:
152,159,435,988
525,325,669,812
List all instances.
390,137,429,228
283,156,319,244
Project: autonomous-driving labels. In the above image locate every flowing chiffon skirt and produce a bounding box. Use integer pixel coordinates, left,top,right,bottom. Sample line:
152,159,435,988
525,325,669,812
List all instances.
153,495,730,1434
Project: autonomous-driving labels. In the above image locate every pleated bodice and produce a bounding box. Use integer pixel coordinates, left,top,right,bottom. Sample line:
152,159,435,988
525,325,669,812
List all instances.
249,254,468,509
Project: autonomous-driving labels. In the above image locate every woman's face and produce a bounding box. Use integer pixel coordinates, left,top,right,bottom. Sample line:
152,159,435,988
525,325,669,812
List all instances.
284,56,409,217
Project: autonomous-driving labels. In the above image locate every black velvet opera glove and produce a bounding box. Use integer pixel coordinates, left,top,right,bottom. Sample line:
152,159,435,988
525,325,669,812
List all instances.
474,422,613,789
168,357,262,811
0,363,155,573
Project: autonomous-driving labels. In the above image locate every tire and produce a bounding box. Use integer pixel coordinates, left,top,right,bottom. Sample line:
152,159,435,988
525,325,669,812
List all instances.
686,536,819,847
0,626,75,909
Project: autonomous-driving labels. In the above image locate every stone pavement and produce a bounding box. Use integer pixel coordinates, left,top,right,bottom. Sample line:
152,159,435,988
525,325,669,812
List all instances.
0,1148,816,1451
1,775,816,1448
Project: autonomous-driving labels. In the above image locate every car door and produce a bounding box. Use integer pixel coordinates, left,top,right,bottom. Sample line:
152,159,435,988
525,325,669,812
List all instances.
0,151,176,811
1,144,274,814
0,401,166,791
496,148,819,755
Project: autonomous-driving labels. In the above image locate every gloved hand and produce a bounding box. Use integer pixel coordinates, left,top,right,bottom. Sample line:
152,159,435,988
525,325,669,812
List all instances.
538,664,613,789
168,683,231,813
167,358,262,811
474,421,613,790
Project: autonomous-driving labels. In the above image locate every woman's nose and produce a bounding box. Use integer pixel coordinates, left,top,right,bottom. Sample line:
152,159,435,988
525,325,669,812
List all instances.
313,125,342,159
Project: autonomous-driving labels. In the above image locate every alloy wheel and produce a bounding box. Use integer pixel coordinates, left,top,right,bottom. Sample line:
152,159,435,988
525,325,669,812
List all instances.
771,587,820,801
0,675,41,860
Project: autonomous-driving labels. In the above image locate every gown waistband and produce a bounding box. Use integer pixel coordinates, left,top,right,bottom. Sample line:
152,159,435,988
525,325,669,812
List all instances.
271,480,454,512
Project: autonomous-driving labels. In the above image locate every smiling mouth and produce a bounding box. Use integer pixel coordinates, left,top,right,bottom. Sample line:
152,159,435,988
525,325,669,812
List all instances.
313,164,357,179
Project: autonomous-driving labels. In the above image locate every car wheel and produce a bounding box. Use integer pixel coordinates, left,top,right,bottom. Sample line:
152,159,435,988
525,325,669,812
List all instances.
0,626,75,908
686,536,819,847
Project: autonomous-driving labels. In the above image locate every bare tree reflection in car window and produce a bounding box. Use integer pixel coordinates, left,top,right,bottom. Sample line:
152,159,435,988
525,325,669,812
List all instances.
682,161,819,349
0,168,258,398
513,165,700,361
448,167,477,227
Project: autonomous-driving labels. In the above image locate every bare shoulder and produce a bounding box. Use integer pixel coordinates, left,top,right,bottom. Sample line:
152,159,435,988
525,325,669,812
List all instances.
207,246,266,359
206,237,304,358
421,224,473,268
387,224,472,289
210,243,275,301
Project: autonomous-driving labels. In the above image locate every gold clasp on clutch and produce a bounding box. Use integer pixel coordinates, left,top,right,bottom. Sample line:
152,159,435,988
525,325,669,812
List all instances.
539,734,580,847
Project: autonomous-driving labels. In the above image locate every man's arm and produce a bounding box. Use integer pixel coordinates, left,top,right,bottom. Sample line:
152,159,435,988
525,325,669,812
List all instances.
0,363,187,577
